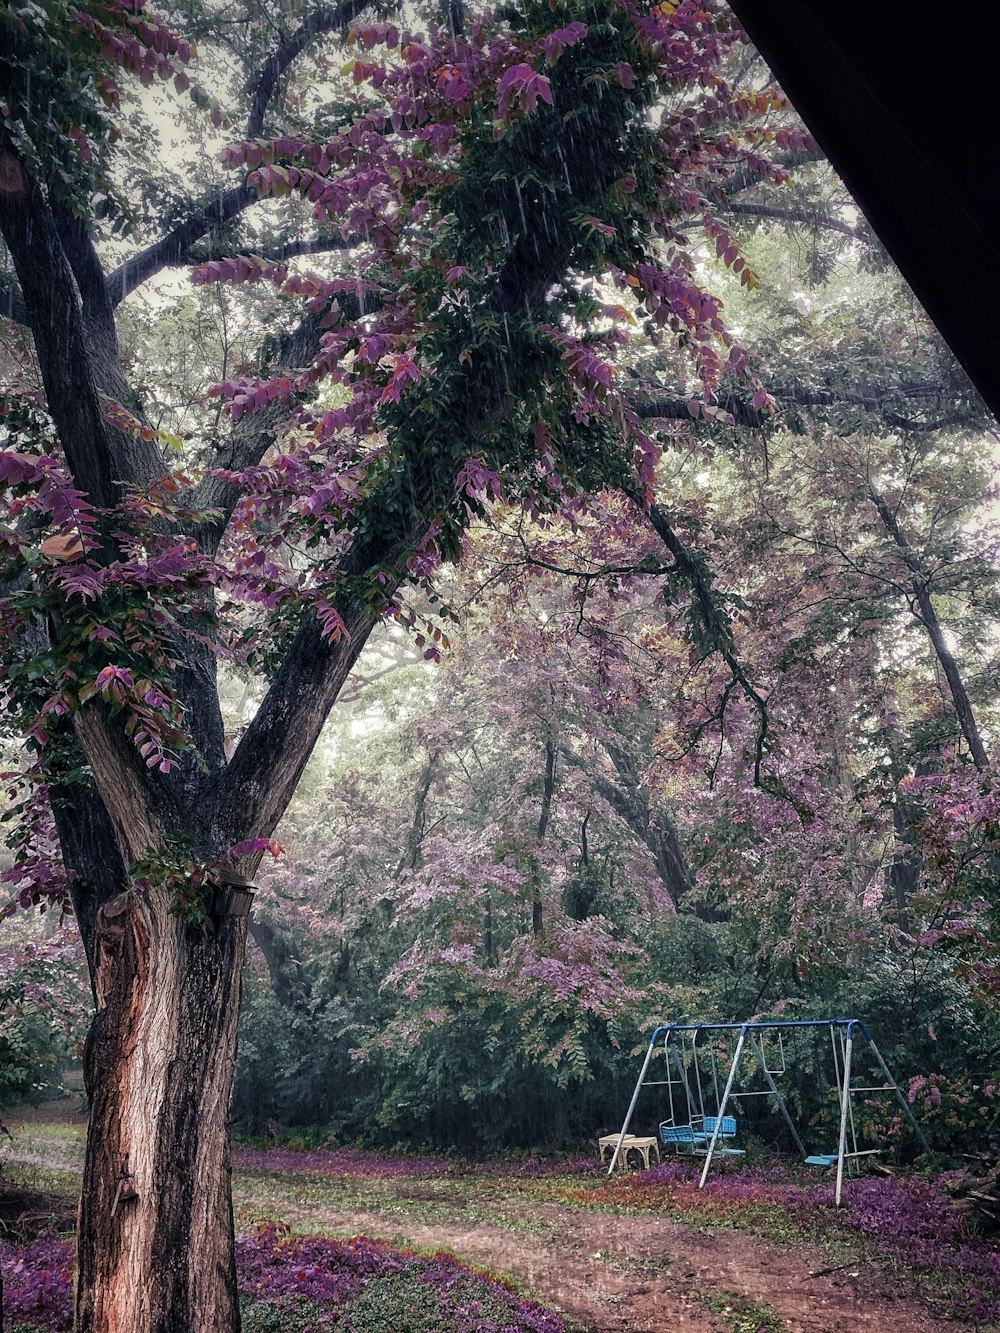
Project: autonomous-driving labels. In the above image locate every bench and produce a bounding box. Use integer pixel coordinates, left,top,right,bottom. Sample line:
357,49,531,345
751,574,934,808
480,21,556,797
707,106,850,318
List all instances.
599,1134,661,1170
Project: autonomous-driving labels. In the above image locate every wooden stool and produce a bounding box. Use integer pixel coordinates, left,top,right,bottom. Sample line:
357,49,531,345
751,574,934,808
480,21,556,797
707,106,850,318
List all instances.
599,1133,661,1170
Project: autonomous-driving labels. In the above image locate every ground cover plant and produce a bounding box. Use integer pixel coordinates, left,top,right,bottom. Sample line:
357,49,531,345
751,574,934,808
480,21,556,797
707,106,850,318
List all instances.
5,1123,999,1328
233,1144,597,1180
0,1225,568,1333
233,1150,1000,1326
558,1160,1000,1325
702,1292,785,1333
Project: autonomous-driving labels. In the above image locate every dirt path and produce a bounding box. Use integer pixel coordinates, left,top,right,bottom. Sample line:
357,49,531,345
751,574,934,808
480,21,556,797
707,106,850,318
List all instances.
2,1124,967,1333
248,1191,960,1333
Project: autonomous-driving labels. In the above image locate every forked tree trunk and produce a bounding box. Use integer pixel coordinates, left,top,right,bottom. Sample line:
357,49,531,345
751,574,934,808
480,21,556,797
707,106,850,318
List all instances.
75,891,246,1332
869,490,989,771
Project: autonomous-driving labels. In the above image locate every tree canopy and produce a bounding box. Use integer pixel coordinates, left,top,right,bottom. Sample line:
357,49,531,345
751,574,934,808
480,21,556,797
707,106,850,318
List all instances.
1,1,997,1329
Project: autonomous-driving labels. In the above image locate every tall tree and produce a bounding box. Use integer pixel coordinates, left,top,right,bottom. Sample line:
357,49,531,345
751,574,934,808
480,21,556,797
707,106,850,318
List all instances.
0,0,797,1326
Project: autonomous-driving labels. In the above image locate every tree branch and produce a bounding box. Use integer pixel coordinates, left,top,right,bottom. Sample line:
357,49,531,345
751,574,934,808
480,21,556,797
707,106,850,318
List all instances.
212,599,384,844
630,377,985,436
720,147,826,198
0,144,122,506
72,703,182,863
393,754,438,879
188,314,324,553
560,743,692,909
106,0,376,310
722,200,866,241
229,235,354,263
245,0,373,139
50,202,116,339
532,739,556,935
247,916,310,1009
869,487,989,770
105,183,257,310
50,200,141,419
93,0,380,318
633,492,772,785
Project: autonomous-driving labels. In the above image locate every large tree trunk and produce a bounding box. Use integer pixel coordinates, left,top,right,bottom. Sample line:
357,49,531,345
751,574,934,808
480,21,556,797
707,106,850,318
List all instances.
1,12,666,1325
76,891,245,1332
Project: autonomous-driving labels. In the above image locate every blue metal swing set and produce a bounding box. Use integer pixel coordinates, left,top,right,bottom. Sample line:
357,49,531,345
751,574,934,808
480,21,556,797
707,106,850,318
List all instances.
607,1018,934,1205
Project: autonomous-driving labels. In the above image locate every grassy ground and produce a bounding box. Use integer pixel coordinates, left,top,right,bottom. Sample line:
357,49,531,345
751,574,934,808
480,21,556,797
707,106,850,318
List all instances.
3,1119,998,1332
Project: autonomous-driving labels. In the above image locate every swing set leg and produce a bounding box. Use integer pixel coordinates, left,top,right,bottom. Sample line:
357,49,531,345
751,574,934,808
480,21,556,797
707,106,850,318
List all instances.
699,1027,746,1189
835,1031,853,1206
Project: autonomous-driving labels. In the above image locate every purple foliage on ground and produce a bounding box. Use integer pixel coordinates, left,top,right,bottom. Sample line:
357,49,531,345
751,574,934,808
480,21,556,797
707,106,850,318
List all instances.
635,1161,1000,1321
236,1226,395,1306
234,1144,455,1177
0,1225,567,1332
405,1253,567,1332
825,1177,1000,1323
643,1158,826,1207
471,1153,597,1178
0,1234,73,1331
637,1158,702,1186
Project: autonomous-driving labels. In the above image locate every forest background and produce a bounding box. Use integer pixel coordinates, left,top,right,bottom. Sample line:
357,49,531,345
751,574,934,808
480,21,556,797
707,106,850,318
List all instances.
1,1,999,1320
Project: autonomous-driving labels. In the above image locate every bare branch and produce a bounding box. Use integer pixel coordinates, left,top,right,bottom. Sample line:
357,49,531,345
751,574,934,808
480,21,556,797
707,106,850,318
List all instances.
630,377,985,436
230,235,354,263
106,183,256,310
246,0,373,138
104,3,377,309
720,147,826,198
723,199,865,240
0,144,128,503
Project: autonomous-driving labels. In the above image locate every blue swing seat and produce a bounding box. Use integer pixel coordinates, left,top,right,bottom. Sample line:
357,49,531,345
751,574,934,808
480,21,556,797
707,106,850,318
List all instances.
659,1123,698,1150
700,1115,745,1155
702,1115,738,1139
660,1116,746,1157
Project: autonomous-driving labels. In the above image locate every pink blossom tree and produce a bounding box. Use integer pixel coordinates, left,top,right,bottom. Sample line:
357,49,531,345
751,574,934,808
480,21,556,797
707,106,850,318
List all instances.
0,0,804,1324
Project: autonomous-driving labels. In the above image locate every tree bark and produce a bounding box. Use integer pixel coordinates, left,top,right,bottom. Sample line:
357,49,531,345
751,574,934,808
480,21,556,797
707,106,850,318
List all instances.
393,756,438,879
483,893,494,964
889,796,919,930
247,917,309,1011
558,741,713,917
532,740,556,936
76,892,245,1332
870,490,989,771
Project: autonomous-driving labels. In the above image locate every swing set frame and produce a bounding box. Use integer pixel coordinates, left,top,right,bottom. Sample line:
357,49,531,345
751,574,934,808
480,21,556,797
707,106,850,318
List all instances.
608,1017,934,1204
